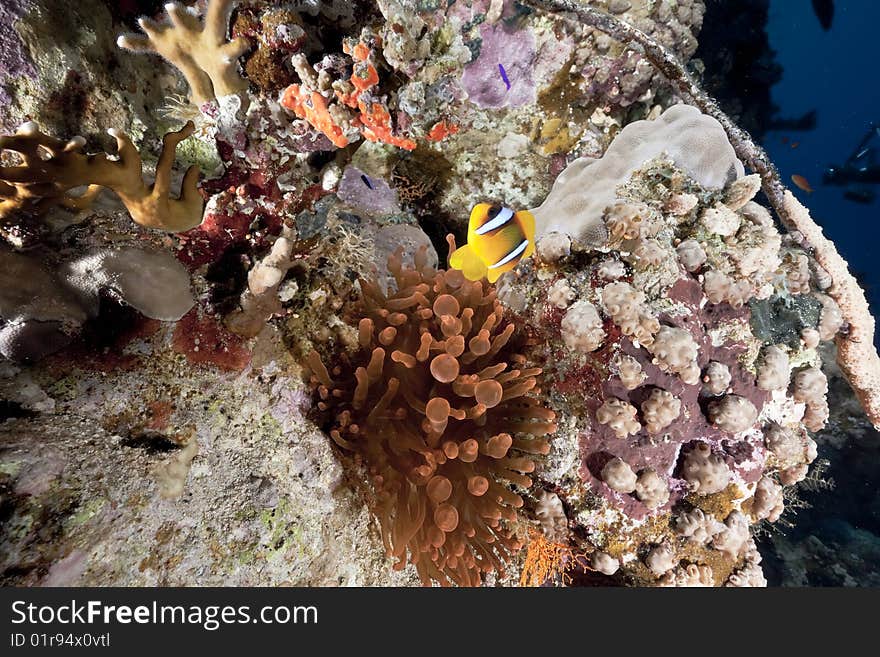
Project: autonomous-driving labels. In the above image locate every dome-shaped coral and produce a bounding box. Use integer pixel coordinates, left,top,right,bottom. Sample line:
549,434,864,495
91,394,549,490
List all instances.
306,246,556,586
596,398,641,438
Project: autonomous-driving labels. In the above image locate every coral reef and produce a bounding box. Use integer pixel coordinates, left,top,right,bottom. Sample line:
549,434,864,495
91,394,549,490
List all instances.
1,0,878,590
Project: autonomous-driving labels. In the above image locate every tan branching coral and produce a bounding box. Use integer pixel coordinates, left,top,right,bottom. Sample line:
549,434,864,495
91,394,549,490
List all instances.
0,122,203,232
1,124,101,221
306,247,556,586
118,0,250,105
596,398,641,438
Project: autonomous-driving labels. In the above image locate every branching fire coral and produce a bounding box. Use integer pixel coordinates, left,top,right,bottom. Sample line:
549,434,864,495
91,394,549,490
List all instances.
0,121,203,232
306,246,556,586
118,0,250,105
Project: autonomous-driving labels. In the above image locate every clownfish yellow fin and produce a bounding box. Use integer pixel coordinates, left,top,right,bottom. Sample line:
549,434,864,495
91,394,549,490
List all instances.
449,243,488,281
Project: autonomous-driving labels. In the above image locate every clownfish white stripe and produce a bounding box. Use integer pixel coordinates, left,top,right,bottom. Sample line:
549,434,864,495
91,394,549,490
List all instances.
488,239,529,269
475,206,515,235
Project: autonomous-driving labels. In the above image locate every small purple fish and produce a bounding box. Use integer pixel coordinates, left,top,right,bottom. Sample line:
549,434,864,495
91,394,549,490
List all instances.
361,174,374,190
498,63,511,91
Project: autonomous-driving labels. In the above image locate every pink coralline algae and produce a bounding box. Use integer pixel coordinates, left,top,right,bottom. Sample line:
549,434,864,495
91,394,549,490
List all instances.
461,23,537,109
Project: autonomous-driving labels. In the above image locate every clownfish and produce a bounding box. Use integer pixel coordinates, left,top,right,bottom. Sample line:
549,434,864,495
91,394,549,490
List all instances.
449,203,536,283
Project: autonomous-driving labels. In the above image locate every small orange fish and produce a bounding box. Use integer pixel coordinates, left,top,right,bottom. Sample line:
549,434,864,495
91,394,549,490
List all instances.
791,141,800,149
791,174,814,193
449,203,536,283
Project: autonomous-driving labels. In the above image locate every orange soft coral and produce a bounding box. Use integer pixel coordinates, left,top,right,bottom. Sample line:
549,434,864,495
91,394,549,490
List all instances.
281,37,416,151
306,247,556,586
280,85,350,148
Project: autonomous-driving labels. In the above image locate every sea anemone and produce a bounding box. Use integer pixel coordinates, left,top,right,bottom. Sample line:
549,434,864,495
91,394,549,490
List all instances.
306,243,556,586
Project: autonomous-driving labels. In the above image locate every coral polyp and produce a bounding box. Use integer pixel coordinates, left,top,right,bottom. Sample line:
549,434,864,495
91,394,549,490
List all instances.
306,246,556,586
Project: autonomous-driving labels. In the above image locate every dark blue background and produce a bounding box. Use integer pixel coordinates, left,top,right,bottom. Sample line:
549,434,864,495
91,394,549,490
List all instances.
764,0,880,317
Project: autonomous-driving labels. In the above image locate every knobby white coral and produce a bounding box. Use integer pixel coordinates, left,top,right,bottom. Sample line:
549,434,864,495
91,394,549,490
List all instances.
647,325,700,384
756,345,790,392
792,367,830,432
641,388,681,434
700,203,741,237
561,300,605,352
674,508,723,544
614,354,646,390
596,398,641,438
634,469,670,509
601,281,659,346
646,541,676,576
548,278,576,309
712,510,749,558
676,239,706,273
681,443,730,495
601,457,638,493
707,394,758,434
751,476,784,522
702,361,731,395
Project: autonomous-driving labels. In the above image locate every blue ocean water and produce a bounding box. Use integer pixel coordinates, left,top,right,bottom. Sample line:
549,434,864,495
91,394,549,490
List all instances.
764,0,880,323
755,0,880,585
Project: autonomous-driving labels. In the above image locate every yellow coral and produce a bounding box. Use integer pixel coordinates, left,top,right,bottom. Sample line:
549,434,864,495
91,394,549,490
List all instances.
0,121,203,232
118,0,250,105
